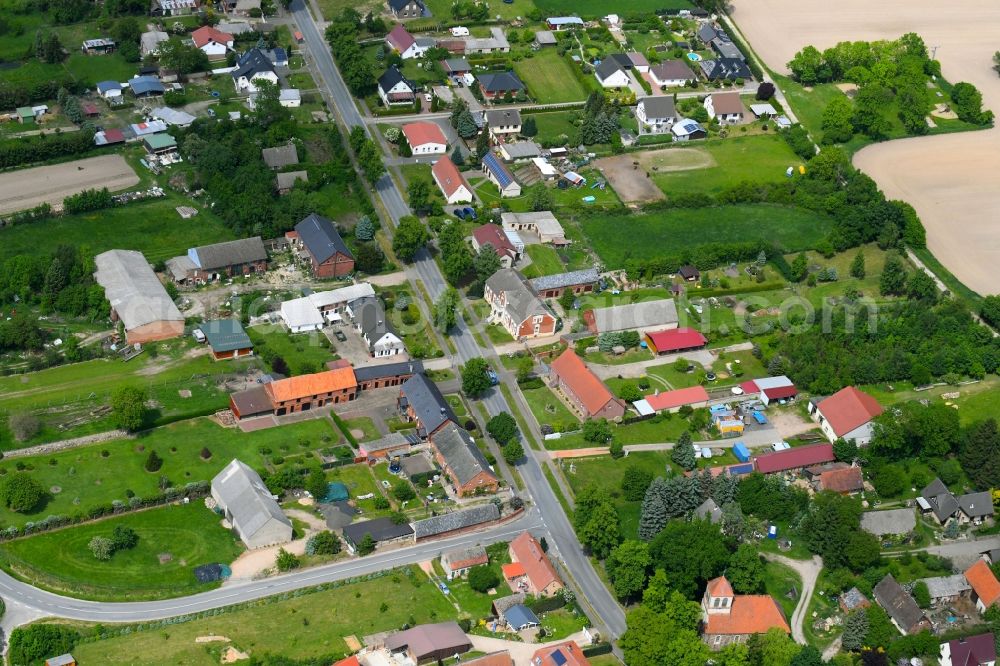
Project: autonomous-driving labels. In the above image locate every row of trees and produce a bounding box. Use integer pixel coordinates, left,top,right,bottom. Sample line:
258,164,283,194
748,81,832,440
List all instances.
324,10,377,97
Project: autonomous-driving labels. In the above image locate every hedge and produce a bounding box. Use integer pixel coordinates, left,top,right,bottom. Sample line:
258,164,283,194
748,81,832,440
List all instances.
527,594,567,614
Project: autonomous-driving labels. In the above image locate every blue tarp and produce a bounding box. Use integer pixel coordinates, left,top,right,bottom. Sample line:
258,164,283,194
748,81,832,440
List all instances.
752,411,768,425
323,482,349,503
733,442,751,462
729,463,754,475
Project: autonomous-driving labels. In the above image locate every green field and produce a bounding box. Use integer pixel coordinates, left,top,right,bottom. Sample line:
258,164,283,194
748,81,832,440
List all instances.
521,244,566,278
248,325,336,375
531,111,580,145
514,50,588,104
763,560,802,620
0,502,242,601
580,204,834,268
421,0,536,23
70,565,458,663
534,0,692,15
0,196,236,264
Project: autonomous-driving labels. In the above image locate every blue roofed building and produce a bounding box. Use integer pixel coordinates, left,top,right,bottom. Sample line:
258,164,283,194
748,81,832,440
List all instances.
502,604,540,631
733,442,751,462
128,75,165,97
482,152,521,198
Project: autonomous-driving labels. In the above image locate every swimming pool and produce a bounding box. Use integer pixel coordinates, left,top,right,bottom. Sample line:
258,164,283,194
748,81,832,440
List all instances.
686,52,702,62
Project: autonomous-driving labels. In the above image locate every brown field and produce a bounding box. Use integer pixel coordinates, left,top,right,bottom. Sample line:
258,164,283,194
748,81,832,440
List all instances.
592,151,694,204
731,0,1000,296
0,154,140,215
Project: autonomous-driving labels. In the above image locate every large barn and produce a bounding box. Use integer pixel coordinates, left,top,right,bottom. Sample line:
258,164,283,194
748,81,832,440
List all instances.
94,249,184,344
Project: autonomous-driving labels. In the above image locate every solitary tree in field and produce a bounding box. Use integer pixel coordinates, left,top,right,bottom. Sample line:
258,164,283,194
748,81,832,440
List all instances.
111,386,148,432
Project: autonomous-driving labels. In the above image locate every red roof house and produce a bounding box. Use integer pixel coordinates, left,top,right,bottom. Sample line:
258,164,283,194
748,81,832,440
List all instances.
755,443,834,474
431,156,473,204
191,26,234,58
385,25,416,54
819,466,864,494
638,385,710,413
702,575,790,648
508,532,563,597
531,642,591,666
549,349,625,420
645,327,707,355
966,560,1000,612
941,632,997,666
739,376,798,405
402,121,448,155
471,223,518,266
810,386,883,444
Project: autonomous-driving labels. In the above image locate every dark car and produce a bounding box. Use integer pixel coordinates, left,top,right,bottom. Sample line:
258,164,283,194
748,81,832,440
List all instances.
334,330,347,342
463,207,477,220
453,208,467,219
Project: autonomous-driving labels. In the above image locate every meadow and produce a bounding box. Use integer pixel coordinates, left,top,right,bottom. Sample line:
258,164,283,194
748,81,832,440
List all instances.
247,325,337,376
514,50,588,104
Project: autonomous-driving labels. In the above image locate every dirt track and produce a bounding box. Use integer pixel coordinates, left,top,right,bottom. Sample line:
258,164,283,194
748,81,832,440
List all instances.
731,0,1000,296
0,154,140,215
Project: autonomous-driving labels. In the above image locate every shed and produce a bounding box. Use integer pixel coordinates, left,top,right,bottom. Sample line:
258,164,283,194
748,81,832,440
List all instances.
200,319,253,359
733,442,751,462
503,604,540,630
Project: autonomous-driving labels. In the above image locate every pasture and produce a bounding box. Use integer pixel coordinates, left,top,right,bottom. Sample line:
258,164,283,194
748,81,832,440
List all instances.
514,50,588,104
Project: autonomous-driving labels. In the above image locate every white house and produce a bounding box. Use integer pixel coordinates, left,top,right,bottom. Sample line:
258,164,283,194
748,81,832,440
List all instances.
807,386,883,445
649,60,696,87
377,66,416,107
348,296,405,357
671,118,707,142
486,109,521,141
704,92,745,124
402,121,448,154
96,80,123,101
636,96,678,133
385,24,429,60
232,49,278,94
280,296,326,333
431,155,473,204
191,26,234,61
595,59,630,88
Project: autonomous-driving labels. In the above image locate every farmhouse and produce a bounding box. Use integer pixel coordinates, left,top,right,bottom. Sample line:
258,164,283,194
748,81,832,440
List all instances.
279,297,326,333
649,60,696,87
385,623,472,665
378,66,416,106
94,250,184,344
141,30,169,57
478,71,525,99
486,109,522,140
200,319,253,360
739,376,797,405
636,96,678,132
385,25,426,59
265,366,358,415
191,26,233,60
440,57,472,80
484,269,557,340
166,237,268,284
353,359,422,390
482,152,521,198
529,268,599,299
402,122,448,154
705,92,745,124
919,478,995,525
940,633,997,666
633,385,710,415
645,328,707,355
549,349,625,420
432,155,473,204
587,298,678,334
343,517,414,550
211,459,293,549
701,575,789,648
232,49,278,94
472,223,520,267
387,0,425,19
874,574,931,634
429,422,498,496
399,374,456,438
595,58,631,88
506,532,562,597
347,296,405,357
291,213,355,278
966,560,1000,613
808,386,883,445
501,211,566,244
441,545,488,578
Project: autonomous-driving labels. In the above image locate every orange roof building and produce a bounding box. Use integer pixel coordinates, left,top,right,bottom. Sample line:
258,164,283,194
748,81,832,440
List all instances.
260,366,357,415
508,532,563,597
966,559,1000,612
810,386,883,445
549,349,625,420
702,576,789,649
332,657,361,666
639,385,710,413
819,466,864,494
531,642,591,666
431,155,473,204
464,653,514,666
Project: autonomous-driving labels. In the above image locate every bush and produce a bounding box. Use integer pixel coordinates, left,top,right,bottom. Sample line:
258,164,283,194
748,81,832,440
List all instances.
110,525,139,551
8,624,80,666
89,536,113,560
468,565,500,592
144,450,163,473
392,481,416,502
306,531,341,556
276,547,300,571
1,473,44,512
200,447,212,460
8,413,40,443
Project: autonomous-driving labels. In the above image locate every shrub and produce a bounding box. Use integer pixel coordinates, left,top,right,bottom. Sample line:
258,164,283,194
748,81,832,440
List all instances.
468,565,500,592
110,525,139,551
89,536,113,560
1,474,44,512
276,547,300,571
8,413,40,443
144,450,163,472
8,624,80,666
306,531,342,556
200,447,212,460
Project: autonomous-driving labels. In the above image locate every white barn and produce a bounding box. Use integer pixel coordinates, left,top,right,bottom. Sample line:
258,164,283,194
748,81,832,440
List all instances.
211,459,292,549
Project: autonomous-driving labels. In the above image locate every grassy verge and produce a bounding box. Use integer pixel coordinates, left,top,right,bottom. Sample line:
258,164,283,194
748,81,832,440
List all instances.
763,560,803,620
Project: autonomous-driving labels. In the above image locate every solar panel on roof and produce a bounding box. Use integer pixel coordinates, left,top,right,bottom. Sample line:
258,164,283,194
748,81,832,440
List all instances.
483,153,514,188
551,649,568,666
730,463,754,475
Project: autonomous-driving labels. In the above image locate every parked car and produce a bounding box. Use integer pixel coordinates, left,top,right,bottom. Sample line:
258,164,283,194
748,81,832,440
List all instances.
453,208,467,219
463,207,477,220
334,330,347,342
487,369,499,385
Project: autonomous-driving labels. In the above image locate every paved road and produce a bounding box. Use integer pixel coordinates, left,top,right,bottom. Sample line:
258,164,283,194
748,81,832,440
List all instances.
761,552,823,644
290,0,626,640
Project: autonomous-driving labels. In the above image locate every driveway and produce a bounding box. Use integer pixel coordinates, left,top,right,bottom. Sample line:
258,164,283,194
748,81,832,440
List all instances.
454,86,483,113
761,552,823,644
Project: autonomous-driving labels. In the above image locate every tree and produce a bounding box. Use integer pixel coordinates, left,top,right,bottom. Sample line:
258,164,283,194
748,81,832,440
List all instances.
455,110,479,139
578,498,621,559
911,580,931,608
89,536,113,560
502,440,524,464
756,82,776,100
356,532,376,555
727,544,765,593
111,386,148,432
790,252,809,282
558,289,576,312
0,473,42,513
433,287,459,333
407,178,431,213
649,520,732,598
638,478,669,541
110,525,138,551
276,547,300,571
821,96,855,143
951,82,994,125
622,465,654,501
799,491,862,569
583,418,613,443
355,242,385,274
620,595,709,666
529,185,552,212
618,382,643,403
450,146,466,166
468,565,500,592
606,540,651,600
250,79,290,128
392,480,416,502
306,530,341,555
961,419,1000,490
849,250,866,278
359,140,386,184
392,215,430,261
487,412,519,445
144,450,163,473
671,431,697,471
879,254,908,295
907,270,938,302
461,358,491,398
981,295,1000,329
475,128,490,160
473,244,502,289
787,45,830,85
521,115,538,136
842,608,869,652
8,412,40,443
355,215,375,241
833,438,858,462
159,40,210,74
306,468,328,499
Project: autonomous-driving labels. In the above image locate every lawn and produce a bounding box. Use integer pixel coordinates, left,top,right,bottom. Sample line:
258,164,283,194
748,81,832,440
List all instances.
342,416,379,442
421,0,536,23
327,463,393,517
0,195,236,264
247,324,336,375
763,560,802,620
0,502,242,601
534,0,691,15
521,244,566,278
579,204,834,268
0,418,335,528
531,110,580,145
70,565,458,664
514,50,588,104
521,385,579,433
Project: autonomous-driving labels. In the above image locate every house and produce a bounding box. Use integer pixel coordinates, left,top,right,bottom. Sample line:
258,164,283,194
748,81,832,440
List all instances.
649,60,696,87
232,49,278,93
262,143,299,169
860,508,916,537
808,386,883,445
499,141,541,161
484,269,557,339
595,59,631,88
431,155,473,204
343,517,414,550
697,23,723,46
399,374,456,438
636,96,678,132
699,58,752,81
385,623,472,665
439,39,466,55
143,133,177,155
533,30,557,48
960,491,996,525
940,633,997,666
430,422,498,496
839,587,871,613
472,223,519,267
200,319,253,360
386,25,426,59
263,47,288,67
211,459,293,549
44,655,76,666
678,265,700,281
378,65,416,107
482,152,521,198
922,574,971,606
967,560,1000,613
532,643,590,666
276,170,308,194
167,237,268,284
507,532,563,596
413,504,500,541
705,92,745,124
128,75,165,97
695,497,723,523
191,26,234,60
279,297,326,333
503,604,540,631
441,57,471,80
549,349,626,420
628,51,650,73
755,443,835,474
501,211,566,244
96,80,123,100
387,0,425,19
645,328,707,355
292,213,355,278
141,30,169,57
278,88,301,107
82,38,116,55
347,296,405,357
478,71,525,100
402,122,448,155
587,298,679,334
94,250,184,344
441,545,488,578
739,376,797,405
529,268,599,299
920,478,962,524
546,16,585,30
464,27,509,54
873,574,931,634
671,118,707,141
819,466,864,493
633,385,710,415
710,36,744,62
701,575,789,648
486,109,521,140
352,359,421,391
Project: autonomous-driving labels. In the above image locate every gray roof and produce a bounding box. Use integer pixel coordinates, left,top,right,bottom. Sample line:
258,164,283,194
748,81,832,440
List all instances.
141,30,168,52
873,574,927,634
492,591,526,614
413,503,500,539
486,269,554,325
700,57,752,81
432,422,495,488
211,459,291,542
840,587,869,611
442,545,487,567
639,96,677,120
504,604,539,629
354,360,424,382
351,296,396,349
922,477,949,498
94,250,183,331
860,508,916,536
262,143,299,168
697,24,720,43
591,299,679,333
501,141,541,159
922,479,960,522
384,622,470,661
441,57,471,73
694,498,722,523
192,237,266,270
650,59,695,81
921,574,970,600
400,374,456,436
360,431,420,453
276,170,308,190
712,38,743,61
342,517,414,544
960,491,995,518
534,30,557,45
596,59,626,82
165,255,196,281
295,213,353,263
486,109,521,128
478,71,525,94
233,48,275,80
200,319,252,353
529,268,599,292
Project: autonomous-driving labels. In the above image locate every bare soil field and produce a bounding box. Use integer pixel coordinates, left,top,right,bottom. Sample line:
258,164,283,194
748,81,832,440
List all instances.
0,154,140,215
593,150,714,204
731,0,1000,295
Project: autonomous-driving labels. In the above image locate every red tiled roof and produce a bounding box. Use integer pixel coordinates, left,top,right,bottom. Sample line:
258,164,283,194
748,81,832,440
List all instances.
550,349,615,417
532,642,591,666
755,443,834,474
966,560,1000,608
645,327,706,353
386,24,416,53
103,128,125,143
740,379,760,394
265,367,357,403
192,26,233,48
817,387,883,437
764,385,798,400
706,576,734,597
704,595,790,635
509,532,560,593
819,467,863,493
502,562,526,580
402,121,447,148
644,385,709,411
333,657,361,666
464,653,514,666
472,224,515,258
431,156,470,199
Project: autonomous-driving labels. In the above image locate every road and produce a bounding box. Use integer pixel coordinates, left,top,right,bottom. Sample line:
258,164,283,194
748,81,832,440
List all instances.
290,0,626,640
